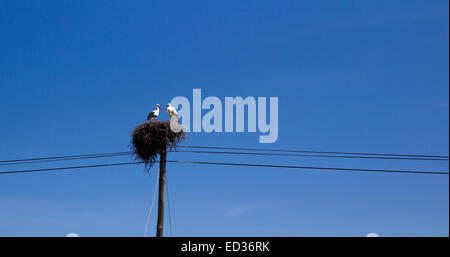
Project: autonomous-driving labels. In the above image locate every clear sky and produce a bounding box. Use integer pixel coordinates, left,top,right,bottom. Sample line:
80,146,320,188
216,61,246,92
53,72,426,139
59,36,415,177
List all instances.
0,0,448,236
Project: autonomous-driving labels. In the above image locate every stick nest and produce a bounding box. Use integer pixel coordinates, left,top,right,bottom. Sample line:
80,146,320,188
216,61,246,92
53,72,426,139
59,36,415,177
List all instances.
130,120,186,170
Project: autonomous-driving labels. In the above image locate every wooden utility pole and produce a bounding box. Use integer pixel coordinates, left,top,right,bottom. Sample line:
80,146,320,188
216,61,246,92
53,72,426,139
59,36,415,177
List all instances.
156,149,167,237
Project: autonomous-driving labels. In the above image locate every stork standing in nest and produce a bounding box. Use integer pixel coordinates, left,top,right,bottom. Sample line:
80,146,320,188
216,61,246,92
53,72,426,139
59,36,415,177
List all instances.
165,103,179,122
147,104,161,121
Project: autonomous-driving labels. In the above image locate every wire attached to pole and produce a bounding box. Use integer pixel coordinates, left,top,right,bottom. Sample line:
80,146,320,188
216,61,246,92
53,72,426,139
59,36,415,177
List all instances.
166,173,173,237
144,171,159,237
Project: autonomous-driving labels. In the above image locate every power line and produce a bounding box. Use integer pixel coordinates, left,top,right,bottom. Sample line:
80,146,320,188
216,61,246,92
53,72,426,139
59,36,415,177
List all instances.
0,153,131,166
0,160,447,175
168,160,449,175
178,145,450,159
0,148,448,166
171,150,449,161
1,145,448,165
0,152,131,164
0,162,137,175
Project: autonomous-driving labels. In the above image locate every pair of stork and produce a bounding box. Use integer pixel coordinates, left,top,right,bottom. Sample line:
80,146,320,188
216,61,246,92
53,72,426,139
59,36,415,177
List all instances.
147,103,179,122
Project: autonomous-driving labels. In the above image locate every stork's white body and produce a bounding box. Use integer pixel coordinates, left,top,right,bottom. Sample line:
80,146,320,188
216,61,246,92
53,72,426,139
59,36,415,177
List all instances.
166,103,179,122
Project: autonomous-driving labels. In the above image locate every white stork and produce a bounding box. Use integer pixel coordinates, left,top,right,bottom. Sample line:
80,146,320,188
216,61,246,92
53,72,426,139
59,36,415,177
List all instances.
147,104,161,121
165,103,179,122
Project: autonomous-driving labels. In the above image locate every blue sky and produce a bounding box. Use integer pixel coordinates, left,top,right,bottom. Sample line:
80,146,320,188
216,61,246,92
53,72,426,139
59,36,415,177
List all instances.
0,0,448,236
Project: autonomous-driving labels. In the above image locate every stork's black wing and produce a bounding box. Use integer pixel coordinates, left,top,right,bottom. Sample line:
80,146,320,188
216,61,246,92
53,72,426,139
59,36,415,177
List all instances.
147,111,157,120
